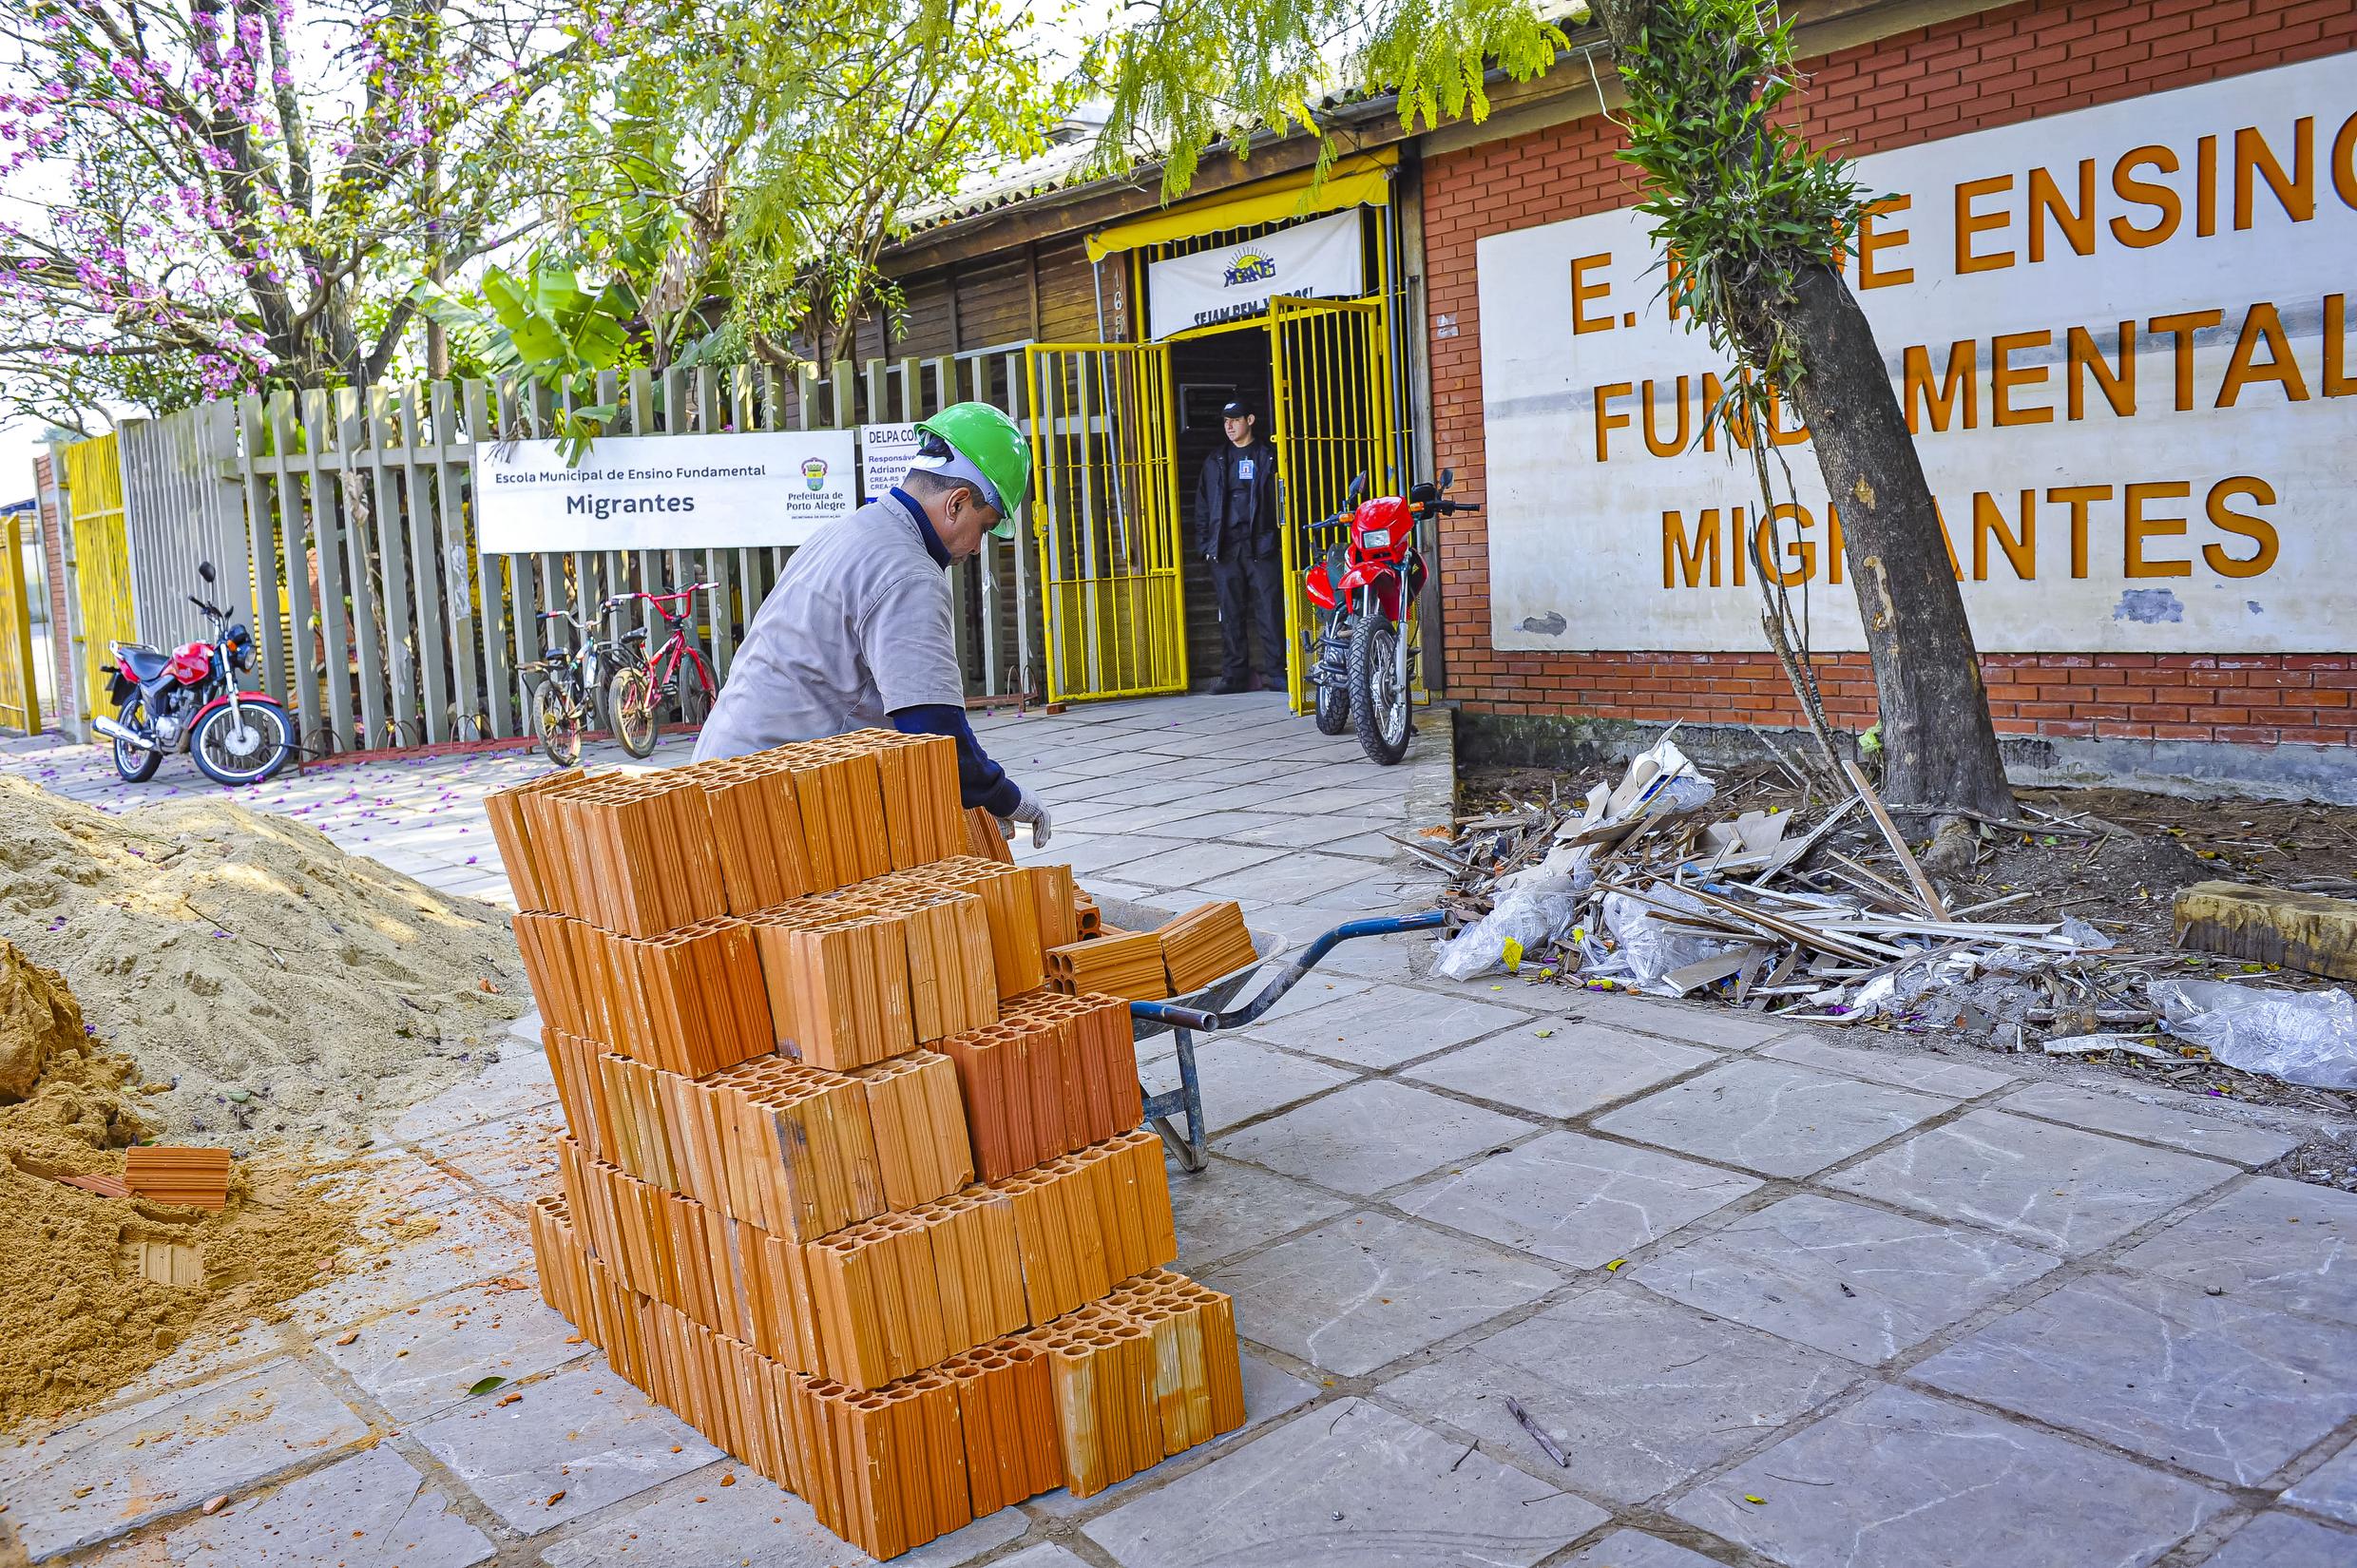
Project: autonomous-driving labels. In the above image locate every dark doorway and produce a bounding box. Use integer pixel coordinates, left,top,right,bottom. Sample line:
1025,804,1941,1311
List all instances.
1170,328,1276,691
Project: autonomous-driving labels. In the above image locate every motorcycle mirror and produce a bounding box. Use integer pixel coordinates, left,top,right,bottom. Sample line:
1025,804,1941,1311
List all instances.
1438,467,1453,491
198,561,216,583
1409,482,1437,507
1347,473,1368,507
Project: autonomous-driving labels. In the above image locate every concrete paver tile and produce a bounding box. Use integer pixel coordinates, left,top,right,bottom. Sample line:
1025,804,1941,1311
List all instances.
1910,1271,2357,1485
2112,1176,2357,1325
90,1444,492,1568
1246,983,1526,1068
6,1357,371,1559
1633,1193,2060,1364
1561,1530,1728,1568
1082,1398,1608,1568
1405,1023,1716,1119
1099,841,1290,891
992,1548,1094,1568
1758,1034,2019,1099
2284,1432,2357,1525
1221,1079,1539,1196
1205,1211,1558,1376
1021,832,1192,879
1670,1385,2227,1568
1140,1036,1359,1134
1025,1351,1317,1519
1827,1110,2240,1255
291,1155,534,1332
1380,1287,1854,1505
1188,851,1369,906
1993,1080,2304,1168
389,1046,559,1145
1166,1157,1357,1268
533,1463,1028,1566
418,1103,566,1201
2195,1512,2357,1568
1395,1131,1758,1269
411,1363,714,1532
1558,989,1799,1051
316,1282,590,1424
1594,1060,1953,1178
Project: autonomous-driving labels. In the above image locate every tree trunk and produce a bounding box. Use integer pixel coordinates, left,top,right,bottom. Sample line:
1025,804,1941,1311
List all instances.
1777,263,2014,818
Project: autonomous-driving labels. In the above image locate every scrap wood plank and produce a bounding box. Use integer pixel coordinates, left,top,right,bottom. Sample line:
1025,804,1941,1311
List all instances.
1841,759,1950,919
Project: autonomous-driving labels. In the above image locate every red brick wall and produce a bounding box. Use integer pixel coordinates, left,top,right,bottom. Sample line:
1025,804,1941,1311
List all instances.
1424,0,2357,749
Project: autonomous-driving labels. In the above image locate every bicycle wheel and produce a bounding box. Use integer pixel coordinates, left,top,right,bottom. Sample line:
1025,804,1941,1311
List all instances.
534,679,583,767
677,660,713,727
606,665,659,758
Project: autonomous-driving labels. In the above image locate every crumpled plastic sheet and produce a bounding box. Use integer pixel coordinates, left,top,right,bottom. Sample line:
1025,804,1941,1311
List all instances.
1581,886,1750,996
1433,887,1584,981
2151,978,2357,1089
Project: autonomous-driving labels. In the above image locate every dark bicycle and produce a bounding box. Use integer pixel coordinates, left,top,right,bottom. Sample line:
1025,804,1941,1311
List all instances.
606,583,720,758
522,600,633,767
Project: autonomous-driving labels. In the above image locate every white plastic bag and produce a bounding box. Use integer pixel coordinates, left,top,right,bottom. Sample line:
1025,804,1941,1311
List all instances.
1434,888,1583,981
1590,886,1747,995
2151,978,2357,1089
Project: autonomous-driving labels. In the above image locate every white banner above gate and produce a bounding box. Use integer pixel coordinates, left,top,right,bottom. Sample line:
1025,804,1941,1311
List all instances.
1476,55,2357,654
1148,209,1364,339
477,431,856,553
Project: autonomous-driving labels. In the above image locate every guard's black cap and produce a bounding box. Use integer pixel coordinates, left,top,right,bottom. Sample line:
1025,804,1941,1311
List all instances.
1220,398,1255,420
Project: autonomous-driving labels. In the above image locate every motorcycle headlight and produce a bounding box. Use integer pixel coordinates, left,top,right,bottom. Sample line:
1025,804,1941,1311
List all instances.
1359,527,1391,551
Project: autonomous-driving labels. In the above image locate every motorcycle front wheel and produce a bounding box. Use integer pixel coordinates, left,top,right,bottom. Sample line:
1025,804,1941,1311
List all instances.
1313,613,1351,736
1348,611,1411,766
606,665,659,759
534,678,584,768
112,701,163,782
190,699,295,785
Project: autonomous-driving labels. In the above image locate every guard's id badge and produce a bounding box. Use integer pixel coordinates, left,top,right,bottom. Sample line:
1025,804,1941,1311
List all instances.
1236,458,1256,482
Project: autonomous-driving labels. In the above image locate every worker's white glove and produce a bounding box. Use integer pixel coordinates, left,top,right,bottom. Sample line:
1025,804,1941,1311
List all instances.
1010,790,1053,850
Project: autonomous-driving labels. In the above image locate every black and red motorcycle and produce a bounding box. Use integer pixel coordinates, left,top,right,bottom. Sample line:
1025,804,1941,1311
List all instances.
1302,468,1477,765
95,561,295,786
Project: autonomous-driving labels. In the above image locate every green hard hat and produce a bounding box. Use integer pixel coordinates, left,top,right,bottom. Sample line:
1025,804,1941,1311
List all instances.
916,401,1030,539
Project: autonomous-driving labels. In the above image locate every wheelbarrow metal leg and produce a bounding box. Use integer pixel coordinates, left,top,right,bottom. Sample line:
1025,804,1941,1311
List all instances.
1140,1025,1209,1173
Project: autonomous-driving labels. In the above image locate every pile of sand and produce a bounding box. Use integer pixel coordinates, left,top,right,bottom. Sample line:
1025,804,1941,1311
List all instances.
0,943,360,1430
0,775,528,1148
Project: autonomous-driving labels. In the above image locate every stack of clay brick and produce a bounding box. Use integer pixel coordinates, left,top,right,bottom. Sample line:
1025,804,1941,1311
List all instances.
1044,898,1261,1003
489,731,1245,1560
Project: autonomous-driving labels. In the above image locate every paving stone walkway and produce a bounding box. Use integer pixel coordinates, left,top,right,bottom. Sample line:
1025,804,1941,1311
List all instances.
4,695,2354,1567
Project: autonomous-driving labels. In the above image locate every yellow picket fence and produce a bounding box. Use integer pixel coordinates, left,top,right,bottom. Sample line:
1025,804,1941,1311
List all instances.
0,509,37,734
62,434,138,741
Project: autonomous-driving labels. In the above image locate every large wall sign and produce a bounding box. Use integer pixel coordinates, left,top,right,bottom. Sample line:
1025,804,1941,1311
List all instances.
1149,208,1365,339
1476,56,2357,653
477,431,856,553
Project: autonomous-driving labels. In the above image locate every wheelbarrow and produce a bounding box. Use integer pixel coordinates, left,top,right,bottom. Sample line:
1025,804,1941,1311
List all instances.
1095,897,1447,1173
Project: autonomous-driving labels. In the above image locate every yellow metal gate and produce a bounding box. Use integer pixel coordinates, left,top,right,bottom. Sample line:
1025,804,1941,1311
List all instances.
1026,343,1190,702
0,510,39,734
1269,296,1399,710
62,433,138,741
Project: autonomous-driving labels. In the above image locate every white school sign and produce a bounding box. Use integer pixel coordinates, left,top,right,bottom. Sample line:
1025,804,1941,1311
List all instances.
1476,56,2357,654
477,431,857,553
1148,208,1364,339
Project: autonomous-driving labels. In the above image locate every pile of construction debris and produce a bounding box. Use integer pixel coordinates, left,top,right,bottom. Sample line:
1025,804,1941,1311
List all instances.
1432,730,2357,1096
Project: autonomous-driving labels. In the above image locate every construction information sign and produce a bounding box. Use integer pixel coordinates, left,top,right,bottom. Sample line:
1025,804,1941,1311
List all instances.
1476,56,2356,653
477,431,856,553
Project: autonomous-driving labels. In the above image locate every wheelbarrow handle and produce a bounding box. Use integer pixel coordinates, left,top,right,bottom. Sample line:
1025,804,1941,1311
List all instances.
1127,909,1446,1035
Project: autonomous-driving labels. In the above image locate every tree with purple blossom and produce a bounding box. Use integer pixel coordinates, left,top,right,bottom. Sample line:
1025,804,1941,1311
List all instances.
0,0,608,430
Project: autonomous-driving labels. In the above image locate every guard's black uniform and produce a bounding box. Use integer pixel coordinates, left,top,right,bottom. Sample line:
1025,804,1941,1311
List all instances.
1193,425,1286,691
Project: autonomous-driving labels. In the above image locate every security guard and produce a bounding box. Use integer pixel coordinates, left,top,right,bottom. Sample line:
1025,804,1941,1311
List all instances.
695,402,1052,846
1192,398,1285,693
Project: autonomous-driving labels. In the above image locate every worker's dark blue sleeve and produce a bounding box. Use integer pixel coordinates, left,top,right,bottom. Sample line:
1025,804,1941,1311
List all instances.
889,703,1023,817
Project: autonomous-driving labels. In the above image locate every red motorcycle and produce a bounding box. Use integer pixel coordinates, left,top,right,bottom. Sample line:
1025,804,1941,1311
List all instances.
94,560,295,785
1302,468,1477,765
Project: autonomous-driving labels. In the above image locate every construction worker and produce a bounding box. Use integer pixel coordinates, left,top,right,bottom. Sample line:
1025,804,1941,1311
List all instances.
1192,398,1285,693
695,401,1052,846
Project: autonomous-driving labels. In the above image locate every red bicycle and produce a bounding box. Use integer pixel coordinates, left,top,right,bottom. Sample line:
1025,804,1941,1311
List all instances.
606,583,719,757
